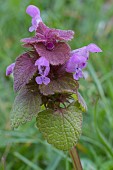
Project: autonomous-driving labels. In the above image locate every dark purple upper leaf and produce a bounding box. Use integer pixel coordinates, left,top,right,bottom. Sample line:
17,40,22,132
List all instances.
14,52,38,92
39,73,79,95
21,37,46,48
53,29,74,41
36,22,74,41
34,42,71,65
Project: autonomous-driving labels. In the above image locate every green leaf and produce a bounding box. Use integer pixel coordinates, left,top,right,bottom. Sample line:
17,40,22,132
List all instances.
11,84,42,128
99,160,113,170
39,74,78,96
74,92,87,112
14,152,42,170
36,104,82,151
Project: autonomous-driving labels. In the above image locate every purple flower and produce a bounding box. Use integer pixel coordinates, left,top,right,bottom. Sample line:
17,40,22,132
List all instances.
21,22,74,65
26,5,42,32
35,57,50,76
6,63,15,76
66,54,87,80
35,75,50,85
35,57,50,85
66,43,102,80
72,43,102,60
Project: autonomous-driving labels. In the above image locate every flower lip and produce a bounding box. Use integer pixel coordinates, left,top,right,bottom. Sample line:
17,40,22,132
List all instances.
35,75,50,85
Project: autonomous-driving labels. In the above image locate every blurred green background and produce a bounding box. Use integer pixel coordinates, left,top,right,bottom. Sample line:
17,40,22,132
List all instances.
0,0,113,169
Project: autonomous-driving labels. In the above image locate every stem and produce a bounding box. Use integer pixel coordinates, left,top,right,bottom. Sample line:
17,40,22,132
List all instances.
69,146,82,170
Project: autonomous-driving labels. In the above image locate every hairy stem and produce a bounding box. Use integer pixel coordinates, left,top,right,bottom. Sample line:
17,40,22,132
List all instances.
69,146,82,170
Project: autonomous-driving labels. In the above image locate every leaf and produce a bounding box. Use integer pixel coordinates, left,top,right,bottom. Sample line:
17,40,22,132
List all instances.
36,22,74,41
99,160,113,170
11,84,42,128
39,74,79,95
14,52,38,92
34,42,70,65
74,92,87,112
14,152,42,170
53,29,74,41
36,104,82,151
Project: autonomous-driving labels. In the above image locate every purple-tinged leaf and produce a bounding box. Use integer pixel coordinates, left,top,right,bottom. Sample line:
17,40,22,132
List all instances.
11,84,42,128
14,52,38,92
21,37,42,44
54,29,74,41
36,22,74,41
39,74,79,95
34,42,71,65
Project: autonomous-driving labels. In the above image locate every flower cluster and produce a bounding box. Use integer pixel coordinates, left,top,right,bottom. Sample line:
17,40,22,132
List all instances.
6,5,102,111
6,5,102,86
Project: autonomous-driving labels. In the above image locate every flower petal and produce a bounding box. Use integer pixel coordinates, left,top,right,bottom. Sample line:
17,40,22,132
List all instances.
35,76,50,85
34,42,71,65
6,63,15,76
66,54,87,73
87,43,102,53
35,57,49,67
35,76,43,84
29,26,35,32
43,76,50,85
72,46,89,59
26,5,40,18
30,15,42,32
73,70,83,80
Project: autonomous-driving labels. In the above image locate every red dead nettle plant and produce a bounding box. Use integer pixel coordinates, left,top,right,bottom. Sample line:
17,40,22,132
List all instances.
6,5,102,170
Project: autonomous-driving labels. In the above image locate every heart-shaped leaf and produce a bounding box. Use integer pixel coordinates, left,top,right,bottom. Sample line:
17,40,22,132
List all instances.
36,104,82,151
39,74,79,96
14,52,38,92
11,84,42,128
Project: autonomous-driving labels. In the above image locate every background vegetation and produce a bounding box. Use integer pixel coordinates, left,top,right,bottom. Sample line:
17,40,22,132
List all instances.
0,0,113,169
